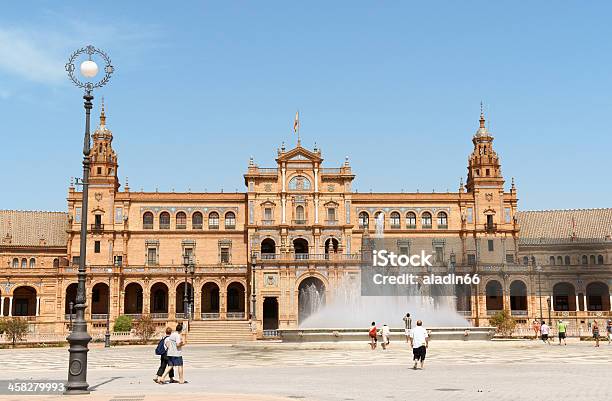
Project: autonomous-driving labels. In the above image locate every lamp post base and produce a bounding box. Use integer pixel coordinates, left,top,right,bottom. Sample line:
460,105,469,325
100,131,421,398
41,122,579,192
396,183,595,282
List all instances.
65,326,91,395
104,333,111,348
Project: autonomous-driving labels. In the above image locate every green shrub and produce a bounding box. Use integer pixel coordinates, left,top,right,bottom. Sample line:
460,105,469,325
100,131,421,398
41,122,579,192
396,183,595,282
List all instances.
2,318,29,347
113,315,133,332
489,310,516,336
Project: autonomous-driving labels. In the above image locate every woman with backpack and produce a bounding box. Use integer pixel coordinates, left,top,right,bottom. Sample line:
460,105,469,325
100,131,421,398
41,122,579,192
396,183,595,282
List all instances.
159,323,187,384
154,327,176,384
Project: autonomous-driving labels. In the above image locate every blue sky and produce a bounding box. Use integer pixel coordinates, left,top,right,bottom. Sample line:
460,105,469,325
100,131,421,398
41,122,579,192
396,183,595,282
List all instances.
1,1,611,211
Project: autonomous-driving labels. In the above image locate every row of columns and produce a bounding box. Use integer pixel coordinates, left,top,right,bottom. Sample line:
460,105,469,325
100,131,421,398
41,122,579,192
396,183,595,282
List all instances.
0,296,40,317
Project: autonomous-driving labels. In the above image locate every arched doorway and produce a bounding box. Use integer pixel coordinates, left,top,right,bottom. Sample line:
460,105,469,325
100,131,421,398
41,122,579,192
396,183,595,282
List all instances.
176,282,194,316
553,282,576,311
91,282,110,317
293,238,309,259
13,286,37,316
65,283,78,316
201,282,220,318
124,283,143,315
261,238,276,259
586,282,610,311
485,280,503,312
263,297,279,330
150,282,169,315
298,277,326,323
510,280,528,312
227,282,246,318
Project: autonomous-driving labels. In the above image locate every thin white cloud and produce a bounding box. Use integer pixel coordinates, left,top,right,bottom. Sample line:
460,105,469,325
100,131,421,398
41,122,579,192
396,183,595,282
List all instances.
0,28,67,85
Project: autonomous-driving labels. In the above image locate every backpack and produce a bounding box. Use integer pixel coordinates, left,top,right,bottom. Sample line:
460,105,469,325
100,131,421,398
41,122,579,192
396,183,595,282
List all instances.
155,336,168,355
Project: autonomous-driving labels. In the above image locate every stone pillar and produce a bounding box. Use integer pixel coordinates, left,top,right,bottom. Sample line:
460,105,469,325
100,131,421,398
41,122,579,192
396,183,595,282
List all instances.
8,297,13,317
281,197,286,224
169,288,176,320
583,294,588,311
143,287,150,316
220,289,227,319
36,296,40,316
576,295,580,312
314,197,319,224
194,287,201,320
0,296,4,316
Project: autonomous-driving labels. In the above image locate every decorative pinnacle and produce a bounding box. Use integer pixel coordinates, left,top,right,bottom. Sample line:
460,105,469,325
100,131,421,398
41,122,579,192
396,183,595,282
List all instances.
100,97,106,127
479,101,485,129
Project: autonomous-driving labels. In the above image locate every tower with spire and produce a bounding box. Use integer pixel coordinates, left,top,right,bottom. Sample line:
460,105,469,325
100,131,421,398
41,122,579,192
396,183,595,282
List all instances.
89,99,120,191
465,105,504,192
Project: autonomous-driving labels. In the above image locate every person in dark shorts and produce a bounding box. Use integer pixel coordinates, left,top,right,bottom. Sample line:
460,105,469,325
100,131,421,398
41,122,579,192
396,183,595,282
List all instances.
557,319,567,345
540,321,551,344
368,322,378,350
592,320,600,347
154,327,176,384
409,320,429,370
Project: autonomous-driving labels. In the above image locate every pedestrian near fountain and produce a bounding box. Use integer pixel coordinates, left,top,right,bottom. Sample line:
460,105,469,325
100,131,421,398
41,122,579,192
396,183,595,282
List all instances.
592,320,600,347
409,320,428,370
557,320,567,346
540,321,551,345
369,322,378,350
381,324,391,350
606,320,612,345
532,319,540,340
403,313,412,343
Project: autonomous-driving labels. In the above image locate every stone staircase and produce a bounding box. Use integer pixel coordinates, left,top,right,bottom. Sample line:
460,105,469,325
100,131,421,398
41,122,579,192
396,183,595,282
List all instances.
186,320,255,344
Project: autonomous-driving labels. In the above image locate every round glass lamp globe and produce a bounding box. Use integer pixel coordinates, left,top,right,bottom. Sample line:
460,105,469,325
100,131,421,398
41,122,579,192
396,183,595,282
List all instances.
80,60,99,78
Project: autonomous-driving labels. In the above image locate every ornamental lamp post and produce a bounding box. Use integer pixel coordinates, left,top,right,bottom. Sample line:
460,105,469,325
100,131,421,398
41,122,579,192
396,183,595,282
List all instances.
250,252,257,320
182,254,192,322
65,45,114,395
69,301,74,331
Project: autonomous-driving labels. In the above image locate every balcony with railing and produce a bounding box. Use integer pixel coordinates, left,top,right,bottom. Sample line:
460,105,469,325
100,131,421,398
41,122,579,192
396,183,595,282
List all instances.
90,224,104,232
484,223,497,233
325,219,338,226
208,224,219,230
261,219,275,226
293,219,307,225
201,313,220,320
143,223,154,230
255,253,362,263
91,314,108,320
511,310,529,316
151,313,169,320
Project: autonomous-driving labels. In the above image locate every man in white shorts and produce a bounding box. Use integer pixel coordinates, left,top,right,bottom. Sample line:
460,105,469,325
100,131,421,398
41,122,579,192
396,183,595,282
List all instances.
403,313,412,343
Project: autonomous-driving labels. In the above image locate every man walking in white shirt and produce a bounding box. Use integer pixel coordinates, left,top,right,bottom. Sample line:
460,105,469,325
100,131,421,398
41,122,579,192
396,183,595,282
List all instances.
409,320,429,370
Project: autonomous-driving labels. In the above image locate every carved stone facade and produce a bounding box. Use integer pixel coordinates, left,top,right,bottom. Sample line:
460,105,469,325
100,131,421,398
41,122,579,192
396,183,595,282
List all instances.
0,109,610,337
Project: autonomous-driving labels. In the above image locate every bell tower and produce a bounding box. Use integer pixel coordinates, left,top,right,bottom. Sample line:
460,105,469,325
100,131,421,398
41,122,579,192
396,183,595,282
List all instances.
465,107,504,192
89,100,119,191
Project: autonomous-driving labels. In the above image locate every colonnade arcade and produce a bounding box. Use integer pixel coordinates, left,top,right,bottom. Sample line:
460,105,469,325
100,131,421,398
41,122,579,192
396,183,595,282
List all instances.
62,279,247,322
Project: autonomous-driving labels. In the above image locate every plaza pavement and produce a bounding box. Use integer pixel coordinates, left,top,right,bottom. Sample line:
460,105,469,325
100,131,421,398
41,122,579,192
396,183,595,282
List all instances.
0,339,610,401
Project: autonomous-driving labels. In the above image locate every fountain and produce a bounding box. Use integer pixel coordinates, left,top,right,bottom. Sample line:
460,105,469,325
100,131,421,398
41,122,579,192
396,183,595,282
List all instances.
279,215,495,342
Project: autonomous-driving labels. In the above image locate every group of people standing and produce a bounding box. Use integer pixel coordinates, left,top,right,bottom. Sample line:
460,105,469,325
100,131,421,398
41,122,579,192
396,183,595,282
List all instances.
154,323,187,384
368,313,429,370
533,319,612,347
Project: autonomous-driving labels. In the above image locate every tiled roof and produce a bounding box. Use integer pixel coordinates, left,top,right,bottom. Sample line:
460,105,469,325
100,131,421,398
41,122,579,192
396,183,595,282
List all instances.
0,210,68,247
517,208,612,245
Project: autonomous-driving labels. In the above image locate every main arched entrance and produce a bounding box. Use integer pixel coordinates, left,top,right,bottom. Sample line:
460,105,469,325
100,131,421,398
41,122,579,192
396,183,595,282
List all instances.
150,282,169,315
124,283,143,315
13,286,37,316
298,277,326,323
586,282,610,311
227,282,245,318
201,282,220,319
485,280,503,312
553,282,576,311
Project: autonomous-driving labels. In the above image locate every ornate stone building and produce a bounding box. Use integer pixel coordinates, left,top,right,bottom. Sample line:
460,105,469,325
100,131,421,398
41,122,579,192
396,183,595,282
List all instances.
0,108,610,340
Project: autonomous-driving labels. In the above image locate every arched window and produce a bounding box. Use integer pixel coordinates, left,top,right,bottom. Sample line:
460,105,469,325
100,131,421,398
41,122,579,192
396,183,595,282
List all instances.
159,212,170,229
549,256,556,265
437,212,448,228
21,258,27,268
421,212,432,228
192,212,203,229
390,212,400,228
208,212,219,229
143,212,154,229
358,212,369,228
288,176,311,191
589,255,595,265
556,256,563,265
406,212,417,228
522,256,529,265
176,212,187,229
582,255,588,265
53,258,60,268
597,255,604,265
29,258,36,268
225,212,236,229
295,205,305,223
12,258,19,268
564,256,571,265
